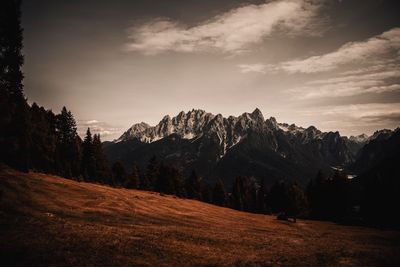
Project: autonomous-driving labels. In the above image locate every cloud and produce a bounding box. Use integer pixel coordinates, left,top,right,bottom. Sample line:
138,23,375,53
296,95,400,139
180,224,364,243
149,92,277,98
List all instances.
321,103,400,121
299,103,400,135
237,63,266,74
289,67,400,99
126,0,324,55
280,28,400,99
77,120,122,140
270,27,400,73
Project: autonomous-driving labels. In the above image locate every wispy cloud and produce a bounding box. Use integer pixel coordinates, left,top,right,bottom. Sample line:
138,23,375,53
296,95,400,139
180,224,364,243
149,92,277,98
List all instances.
237,63,266,74
126,0,324,55
321,103,400,122
289,69,400,99
299,103,400,135
77,120,122,140
271,28,400,99
270,27,400,73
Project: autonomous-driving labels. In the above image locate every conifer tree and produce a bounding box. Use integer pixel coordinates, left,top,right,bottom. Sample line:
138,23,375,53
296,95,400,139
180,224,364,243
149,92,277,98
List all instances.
232,176,257,212
257,178,266,213
126,162,140,189
29,103,57,172
201,184,212,203
185,170,202,200
0,0,31,171
81,128,96,181
145,156,159,190
212,179,226,206
92,133,112,184
112,161,127,186
55,107,81,178
286,182,308,219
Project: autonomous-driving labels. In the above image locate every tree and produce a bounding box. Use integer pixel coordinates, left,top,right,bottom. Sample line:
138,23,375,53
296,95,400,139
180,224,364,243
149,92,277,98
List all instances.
212,179,226,207
145,156,158,190
81,128,96,181
112,161,127,186
55,107,81,178
93,133,112,184
307,170,351,221
256,178,266,213
330,170,350,219
0,0,31,171
232,176,257,212
185,170,202,200
126,162,140,189
154,163,184,196
267,180,288,214
29,103,57,172
201,184,212,203
286,183,308,219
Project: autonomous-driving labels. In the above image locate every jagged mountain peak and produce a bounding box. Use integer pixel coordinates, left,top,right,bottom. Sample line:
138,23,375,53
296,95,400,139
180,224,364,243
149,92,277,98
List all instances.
369,129,392,141
349,133,369,143
107,108,371,185
251,108,264,121
116,109,353,161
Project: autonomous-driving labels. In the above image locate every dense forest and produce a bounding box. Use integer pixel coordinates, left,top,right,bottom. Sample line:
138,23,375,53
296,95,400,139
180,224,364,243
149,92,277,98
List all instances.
1,0,399,228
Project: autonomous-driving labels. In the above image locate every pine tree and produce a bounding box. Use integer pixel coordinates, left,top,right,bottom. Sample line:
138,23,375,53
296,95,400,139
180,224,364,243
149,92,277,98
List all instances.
155,163,173,194
29,103,57,172
145,156,158,190
185,170,202,200
112,161,127,186
212,179,226,206
232,176,257,212
0,0,31,171
267,180,288,213
81,128,96,181
256,178,266,213
306,170,328,219
155,164,184,196
55,107,81,178
286,182,308,219
126,162,140,189
92,134,112,184
232,176,244,211
201,184,212,203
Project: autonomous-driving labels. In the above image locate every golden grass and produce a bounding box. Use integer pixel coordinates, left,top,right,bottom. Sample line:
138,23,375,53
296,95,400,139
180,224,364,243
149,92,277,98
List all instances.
0,167,399,266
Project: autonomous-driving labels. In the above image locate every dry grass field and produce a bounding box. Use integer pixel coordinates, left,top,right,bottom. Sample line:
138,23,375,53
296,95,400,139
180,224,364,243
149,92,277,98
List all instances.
0,166,399,266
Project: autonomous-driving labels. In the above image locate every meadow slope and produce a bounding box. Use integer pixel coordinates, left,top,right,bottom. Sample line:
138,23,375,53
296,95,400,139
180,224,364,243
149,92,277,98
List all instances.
0,167,399,266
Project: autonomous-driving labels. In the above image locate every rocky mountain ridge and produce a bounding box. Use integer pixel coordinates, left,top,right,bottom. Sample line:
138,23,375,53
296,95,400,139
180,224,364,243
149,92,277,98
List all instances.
105,108,394,186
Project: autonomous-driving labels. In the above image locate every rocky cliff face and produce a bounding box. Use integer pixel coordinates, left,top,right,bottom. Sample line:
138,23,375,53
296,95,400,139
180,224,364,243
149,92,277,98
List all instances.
106,108,371,186
117,108,269,157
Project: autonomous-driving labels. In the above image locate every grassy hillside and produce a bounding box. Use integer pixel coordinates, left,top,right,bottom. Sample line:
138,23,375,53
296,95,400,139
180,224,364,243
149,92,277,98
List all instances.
0,167,399,266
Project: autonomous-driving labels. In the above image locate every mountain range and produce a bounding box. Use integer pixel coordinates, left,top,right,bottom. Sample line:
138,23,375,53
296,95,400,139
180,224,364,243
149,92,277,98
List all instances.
103,109,396,187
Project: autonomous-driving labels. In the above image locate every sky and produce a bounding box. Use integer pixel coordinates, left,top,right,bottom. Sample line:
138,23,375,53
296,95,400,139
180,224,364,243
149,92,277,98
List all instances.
21,0,400,140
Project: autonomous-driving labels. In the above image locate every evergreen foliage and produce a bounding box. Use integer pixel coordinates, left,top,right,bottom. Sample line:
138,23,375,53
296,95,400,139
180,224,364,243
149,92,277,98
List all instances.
112,161,127,186
185,170,203,200
212,179,226,207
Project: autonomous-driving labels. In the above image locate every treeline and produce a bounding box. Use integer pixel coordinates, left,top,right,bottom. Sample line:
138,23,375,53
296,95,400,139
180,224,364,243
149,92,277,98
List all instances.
106,158,348,222
108,158,227,207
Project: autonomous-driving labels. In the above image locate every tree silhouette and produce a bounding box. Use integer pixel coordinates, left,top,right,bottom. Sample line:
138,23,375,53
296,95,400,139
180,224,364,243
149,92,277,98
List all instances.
0,0,31,171
256,178,266,213
145,156,159,190
55,107,81,178
185,170,202,200
232,176,257,212
93,133,112,184
126,162,140,189
112,161,127,186
212,179,226,207
81,128,96,181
